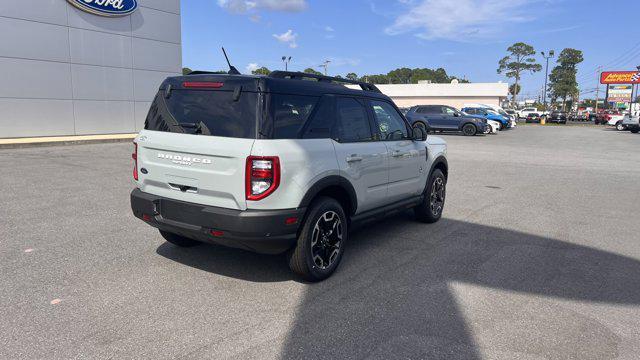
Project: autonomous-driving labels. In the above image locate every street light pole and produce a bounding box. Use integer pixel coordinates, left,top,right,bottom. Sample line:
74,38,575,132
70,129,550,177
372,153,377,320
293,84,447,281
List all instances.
632,65,640,115
281,56,291,71
541,50,554,113
319,60,331,76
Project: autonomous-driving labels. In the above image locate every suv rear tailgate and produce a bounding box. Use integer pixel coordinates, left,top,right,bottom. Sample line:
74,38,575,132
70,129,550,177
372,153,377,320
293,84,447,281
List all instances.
136,129,254,210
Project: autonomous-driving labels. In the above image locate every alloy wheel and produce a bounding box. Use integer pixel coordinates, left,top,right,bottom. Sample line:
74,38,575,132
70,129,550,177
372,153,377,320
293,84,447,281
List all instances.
310,211,343,270
430,177,446,216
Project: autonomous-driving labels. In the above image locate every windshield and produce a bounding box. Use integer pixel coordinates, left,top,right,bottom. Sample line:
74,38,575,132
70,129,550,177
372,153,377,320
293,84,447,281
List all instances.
145,90,260,138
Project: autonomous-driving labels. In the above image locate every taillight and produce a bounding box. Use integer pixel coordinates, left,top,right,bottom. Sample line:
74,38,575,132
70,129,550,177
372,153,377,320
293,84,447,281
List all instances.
132,142,138,181
246,156,280,201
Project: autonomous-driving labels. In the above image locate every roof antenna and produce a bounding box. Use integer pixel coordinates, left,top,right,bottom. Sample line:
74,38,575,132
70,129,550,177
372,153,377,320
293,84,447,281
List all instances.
222,47,241,75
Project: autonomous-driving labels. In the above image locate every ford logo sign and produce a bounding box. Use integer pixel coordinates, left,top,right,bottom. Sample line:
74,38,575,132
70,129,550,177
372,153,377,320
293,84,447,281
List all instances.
67,0,138,17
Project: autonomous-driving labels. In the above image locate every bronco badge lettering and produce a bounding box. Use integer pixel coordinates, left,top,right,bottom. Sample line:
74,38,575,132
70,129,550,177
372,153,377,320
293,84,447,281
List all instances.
157,153,212,166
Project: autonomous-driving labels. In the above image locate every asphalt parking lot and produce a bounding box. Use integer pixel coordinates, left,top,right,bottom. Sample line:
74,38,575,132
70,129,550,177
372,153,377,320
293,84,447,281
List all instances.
2,126,640,360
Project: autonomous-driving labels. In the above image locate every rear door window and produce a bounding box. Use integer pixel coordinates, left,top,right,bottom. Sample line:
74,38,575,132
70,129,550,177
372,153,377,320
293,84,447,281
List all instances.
145,90,258,138
417,105,441,114
333,97,374,142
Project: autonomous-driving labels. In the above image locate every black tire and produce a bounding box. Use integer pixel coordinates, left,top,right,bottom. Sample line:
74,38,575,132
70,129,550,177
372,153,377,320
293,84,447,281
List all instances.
414,169,446,223
616,122,625,131
462,123,477,136
414,121,428,133
631,129,639,134
288,197,347,282
160,230,201,247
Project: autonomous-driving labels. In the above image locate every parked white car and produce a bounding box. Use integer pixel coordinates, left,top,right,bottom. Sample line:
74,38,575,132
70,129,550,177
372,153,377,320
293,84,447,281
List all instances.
485,119,501,134
518,107,539,119
620,113,639,131
131,71,448,281
607,113,627,130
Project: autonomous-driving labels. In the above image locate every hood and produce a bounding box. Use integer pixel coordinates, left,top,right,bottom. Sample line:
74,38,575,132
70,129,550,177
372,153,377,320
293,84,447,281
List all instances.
426,135,447,146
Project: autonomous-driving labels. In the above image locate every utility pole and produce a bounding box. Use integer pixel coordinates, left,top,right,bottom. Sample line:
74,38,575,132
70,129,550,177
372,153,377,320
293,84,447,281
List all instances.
541,50,555,114
595,66,602,114
319,60,331,76
281,56,292,71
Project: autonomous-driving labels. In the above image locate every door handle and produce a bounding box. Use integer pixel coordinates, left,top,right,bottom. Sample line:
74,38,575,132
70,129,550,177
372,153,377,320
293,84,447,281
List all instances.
346,155,363,163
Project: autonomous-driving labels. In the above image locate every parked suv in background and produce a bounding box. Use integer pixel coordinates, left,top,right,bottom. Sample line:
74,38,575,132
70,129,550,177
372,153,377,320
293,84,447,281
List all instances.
130,71,448,281
547,111,567,124
405,105,487,136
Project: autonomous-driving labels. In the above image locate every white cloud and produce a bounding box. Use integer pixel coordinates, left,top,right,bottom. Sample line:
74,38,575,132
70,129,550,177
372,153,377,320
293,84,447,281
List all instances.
246,63,260,73
273,29,298,48
325,26,335,32
217,0,307,13
385,0,536,41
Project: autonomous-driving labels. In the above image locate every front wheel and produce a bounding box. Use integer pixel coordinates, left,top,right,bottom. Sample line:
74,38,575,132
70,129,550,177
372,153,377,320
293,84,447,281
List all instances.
288,197,347,282
415,169,446,223
462,123,477,136
616,122,625,131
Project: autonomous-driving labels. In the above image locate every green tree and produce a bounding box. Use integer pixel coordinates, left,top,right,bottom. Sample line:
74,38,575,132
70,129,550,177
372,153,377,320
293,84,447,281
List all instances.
303,68,323,76
509,83,521,97
346,72,358,81
252,67,271,75
548,48,584,111
182,67,193,75
387,67,413,84
497,42,542,104
363,74,389,84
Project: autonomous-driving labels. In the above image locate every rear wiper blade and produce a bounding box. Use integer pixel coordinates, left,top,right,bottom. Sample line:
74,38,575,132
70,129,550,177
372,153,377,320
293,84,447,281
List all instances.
179,122,211,135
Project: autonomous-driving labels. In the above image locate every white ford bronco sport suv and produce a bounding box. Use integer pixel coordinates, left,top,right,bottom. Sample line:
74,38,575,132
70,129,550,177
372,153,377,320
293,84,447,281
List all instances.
131,71,448,281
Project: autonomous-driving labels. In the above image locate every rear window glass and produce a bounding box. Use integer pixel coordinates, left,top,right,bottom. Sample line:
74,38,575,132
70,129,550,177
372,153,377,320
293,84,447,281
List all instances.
145,90,258,138
271,94,319,139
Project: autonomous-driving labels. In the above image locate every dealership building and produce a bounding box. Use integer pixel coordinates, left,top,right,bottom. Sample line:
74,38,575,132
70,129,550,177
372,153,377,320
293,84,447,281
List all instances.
0,0,182,138
376,82,510,110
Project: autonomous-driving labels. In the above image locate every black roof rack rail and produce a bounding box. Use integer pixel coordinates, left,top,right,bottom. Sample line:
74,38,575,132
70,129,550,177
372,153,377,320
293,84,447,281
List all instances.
269,71,382,93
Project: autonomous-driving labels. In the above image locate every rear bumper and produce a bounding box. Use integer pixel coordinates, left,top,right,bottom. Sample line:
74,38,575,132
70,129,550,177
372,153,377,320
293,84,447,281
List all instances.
130,188,304,254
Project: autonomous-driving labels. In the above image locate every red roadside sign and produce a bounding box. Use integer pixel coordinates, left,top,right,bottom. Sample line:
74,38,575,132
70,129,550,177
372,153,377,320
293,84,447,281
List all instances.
600,71,640,84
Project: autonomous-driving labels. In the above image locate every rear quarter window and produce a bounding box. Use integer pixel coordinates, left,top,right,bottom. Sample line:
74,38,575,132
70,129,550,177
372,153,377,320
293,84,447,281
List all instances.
271,94,319,139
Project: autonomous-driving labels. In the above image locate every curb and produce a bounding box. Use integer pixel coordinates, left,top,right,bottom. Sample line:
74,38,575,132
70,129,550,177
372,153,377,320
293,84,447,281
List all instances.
0,134,137,149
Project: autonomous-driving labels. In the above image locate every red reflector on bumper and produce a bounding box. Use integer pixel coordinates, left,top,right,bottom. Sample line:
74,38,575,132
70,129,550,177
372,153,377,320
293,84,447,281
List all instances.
285,217,298,225
210,230,224,237
142,214,152,222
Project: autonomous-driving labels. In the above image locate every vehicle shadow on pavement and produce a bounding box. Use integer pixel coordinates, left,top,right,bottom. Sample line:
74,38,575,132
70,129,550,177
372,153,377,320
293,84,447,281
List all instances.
274,215,640,360
156,242,294,282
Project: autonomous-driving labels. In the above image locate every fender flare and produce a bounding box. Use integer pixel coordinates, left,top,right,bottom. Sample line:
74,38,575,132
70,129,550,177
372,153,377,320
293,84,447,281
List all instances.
429,155,448,180
298,175,358,215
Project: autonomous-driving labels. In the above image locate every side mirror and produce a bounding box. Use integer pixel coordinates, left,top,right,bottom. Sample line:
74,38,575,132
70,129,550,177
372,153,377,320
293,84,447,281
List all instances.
453,112,460,117
412,126,427,141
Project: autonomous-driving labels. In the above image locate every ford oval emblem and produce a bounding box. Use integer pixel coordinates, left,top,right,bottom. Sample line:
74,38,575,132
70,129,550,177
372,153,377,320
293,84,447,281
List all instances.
67,0,138,17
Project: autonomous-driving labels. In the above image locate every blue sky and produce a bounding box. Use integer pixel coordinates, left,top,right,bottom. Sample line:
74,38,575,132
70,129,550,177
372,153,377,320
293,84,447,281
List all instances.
181,0,640,100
